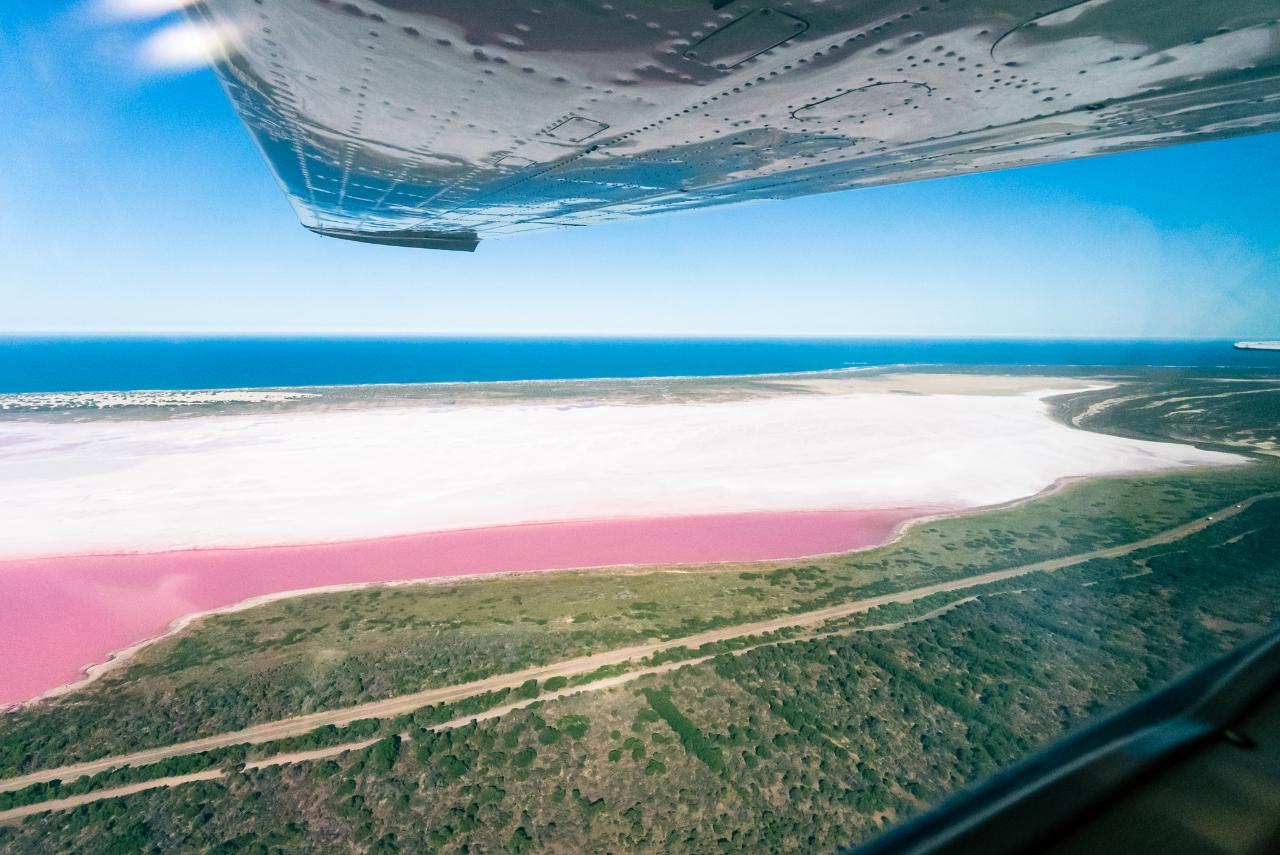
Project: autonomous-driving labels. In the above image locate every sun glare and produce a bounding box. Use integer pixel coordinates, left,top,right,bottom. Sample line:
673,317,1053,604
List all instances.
139,20,232,71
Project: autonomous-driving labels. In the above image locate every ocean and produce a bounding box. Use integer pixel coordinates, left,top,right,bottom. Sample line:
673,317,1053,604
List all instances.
1,337,1277,394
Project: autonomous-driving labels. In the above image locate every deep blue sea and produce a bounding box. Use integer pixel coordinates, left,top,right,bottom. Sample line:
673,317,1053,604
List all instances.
0,337,1277,394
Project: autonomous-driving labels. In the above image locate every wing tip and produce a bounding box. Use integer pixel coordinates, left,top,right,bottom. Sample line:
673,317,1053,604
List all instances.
306,225,479,252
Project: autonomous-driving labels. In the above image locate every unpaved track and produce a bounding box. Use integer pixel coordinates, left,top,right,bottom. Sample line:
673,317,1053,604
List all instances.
0,604,1002,824
0,769,226,823
2,491,1274,802
0,740,383,825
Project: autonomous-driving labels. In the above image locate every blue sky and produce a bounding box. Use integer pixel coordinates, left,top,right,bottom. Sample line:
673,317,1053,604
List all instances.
2,2,1278,338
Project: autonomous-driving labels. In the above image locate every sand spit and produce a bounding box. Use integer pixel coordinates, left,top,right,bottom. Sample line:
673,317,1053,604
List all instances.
0,389,318,411
0,370,1092,421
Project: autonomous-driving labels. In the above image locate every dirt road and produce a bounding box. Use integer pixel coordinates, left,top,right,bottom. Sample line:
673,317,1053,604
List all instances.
2,490,1272,806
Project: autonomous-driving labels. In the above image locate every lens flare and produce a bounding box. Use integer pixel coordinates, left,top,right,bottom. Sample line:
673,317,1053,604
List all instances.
141,20,233,70
98,0,198,20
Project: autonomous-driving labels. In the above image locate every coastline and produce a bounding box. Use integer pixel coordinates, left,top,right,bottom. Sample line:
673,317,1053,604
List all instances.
13,507,936,708
0,369,1096,424
0,371,1247,708
3,465,1229,711
0,507,931,708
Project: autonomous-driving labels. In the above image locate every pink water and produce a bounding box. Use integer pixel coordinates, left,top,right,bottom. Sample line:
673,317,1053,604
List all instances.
0,508,927,706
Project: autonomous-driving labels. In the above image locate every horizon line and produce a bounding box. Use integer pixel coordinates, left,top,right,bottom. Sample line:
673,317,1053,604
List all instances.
0,332,1262,343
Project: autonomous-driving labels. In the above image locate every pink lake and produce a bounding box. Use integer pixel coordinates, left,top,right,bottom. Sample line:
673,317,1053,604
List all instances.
0,507,929,706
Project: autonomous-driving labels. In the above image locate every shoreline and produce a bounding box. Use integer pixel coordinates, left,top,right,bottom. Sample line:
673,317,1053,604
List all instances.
0,503,938,565
0,373,1244,707
1,363,889,398
0,369,1122,425
4,343,1275,403
2,466,1190,711
5,380,1214,560
0,506,933,709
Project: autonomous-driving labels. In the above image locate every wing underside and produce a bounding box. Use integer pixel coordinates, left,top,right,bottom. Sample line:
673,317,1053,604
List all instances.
191,0,1280,250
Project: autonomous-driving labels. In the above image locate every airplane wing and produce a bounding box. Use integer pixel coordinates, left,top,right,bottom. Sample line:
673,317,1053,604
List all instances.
189,0,1280,250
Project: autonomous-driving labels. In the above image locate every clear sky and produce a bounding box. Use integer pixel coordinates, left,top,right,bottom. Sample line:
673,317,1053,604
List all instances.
2,2,1278,338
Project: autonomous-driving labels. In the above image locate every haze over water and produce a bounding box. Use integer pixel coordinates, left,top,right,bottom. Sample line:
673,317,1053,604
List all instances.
3,337,1279,394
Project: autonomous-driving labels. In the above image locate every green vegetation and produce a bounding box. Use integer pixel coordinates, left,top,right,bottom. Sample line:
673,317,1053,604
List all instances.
641,689,725,773
1050,374,1280,457
2,373,1279,853
5,492,1276,852
243,718,388,760
3,458,1273,777
0,750,236,814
